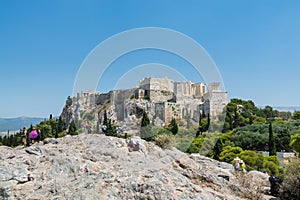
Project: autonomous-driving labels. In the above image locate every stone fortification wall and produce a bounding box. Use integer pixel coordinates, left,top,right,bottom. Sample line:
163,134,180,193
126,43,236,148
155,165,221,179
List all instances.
181,100,203,122
139,77,174,102
164,102,182,123
203,91,228,119
110,88,137,121
61,78,228,133
139,77,174,92
209,92,228,118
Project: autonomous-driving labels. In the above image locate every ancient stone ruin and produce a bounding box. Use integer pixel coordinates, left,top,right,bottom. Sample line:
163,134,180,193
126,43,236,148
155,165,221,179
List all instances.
61,77,228,134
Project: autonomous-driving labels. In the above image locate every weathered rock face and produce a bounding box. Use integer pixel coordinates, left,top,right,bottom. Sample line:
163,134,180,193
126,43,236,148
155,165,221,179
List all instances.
0,135,273,200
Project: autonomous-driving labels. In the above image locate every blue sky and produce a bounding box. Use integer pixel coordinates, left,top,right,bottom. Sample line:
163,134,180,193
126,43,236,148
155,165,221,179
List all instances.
0,0,299,118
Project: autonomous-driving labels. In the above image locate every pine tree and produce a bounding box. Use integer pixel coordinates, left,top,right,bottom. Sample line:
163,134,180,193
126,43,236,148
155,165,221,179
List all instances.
141,111,150,127
50,114,53,120
269,122,277,156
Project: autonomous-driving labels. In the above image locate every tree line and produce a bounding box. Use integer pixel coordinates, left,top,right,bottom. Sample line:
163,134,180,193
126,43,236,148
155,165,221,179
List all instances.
0,115,78,147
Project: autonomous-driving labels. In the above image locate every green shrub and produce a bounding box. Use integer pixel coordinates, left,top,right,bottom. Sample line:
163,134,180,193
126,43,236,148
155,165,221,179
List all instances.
264,155,280,166
154,134,175,149
219,146,243,163
263,160,279,176
186,137,204,153
238,150,259,169
291,133,300,157
176,137,195,152
124,133,133,139
58,132,67,138
141,125,172,141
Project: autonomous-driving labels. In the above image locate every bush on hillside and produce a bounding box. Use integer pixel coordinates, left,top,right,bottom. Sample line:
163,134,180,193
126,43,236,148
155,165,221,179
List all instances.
154,134,175,149
219,146,243,163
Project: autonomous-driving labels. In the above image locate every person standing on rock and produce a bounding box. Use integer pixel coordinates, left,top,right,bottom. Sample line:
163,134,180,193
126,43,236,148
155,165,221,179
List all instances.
29,127,39,144
21,127,27,147
37,128,42,142
240,160,246,173
262,169,270,176
84,121,89,134
234,157,240,172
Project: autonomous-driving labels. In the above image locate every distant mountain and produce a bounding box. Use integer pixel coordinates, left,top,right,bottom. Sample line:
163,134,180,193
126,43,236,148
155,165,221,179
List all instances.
0,117,44,132
272,106,300,113
258,106,300,113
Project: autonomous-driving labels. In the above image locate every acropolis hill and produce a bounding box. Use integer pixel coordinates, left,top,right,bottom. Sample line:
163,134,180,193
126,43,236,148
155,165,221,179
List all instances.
61,77,228,134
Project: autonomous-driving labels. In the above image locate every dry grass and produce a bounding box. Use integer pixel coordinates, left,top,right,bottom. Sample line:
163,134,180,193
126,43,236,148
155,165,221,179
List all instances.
234,173,265,200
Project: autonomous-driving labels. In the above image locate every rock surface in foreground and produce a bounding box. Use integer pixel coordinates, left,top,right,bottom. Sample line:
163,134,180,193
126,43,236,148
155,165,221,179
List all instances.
0,134,274,200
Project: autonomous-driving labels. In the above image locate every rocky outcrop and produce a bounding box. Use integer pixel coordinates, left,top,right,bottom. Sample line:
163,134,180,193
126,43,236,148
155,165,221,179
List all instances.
0,134,274,200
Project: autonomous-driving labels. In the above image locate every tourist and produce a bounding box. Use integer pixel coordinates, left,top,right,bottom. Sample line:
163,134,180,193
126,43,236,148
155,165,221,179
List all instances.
240,160,246,173
21,127,27,147
84,121,89,134
29,127,39,144
37,128,41,142
102,124,107,133
233,157,240,171
262,169,270,176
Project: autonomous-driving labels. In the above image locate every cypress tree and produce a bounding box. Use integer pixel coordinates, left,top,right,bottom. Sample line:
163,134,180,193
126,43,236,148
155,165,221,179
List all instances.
170,118,178,135
206,113,210,131
108,119,112,130
58,116,64,133
106,119,117,136
3,135,7,146
68,120,77,135
269,122,277,156
199,112,202,126
103,110,108,126
140,111,151,140
29,124,33,132
202,110,206,118
141,111,150,127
